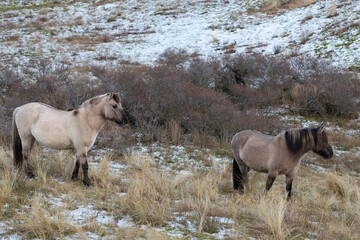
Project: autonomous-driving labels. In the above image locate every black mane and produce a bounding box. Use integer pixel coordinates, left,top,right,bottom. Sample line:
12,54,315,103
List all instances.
285,127,319,154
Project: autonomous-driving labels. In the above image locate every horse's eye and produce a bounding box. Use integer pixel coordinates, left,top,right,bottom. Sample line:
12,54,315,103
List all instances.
112,105,117,109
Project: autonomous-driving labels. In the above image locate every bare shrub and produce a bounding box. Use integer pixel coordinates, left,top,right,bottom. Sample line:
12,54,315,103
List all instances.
94,64,247,142
283,58,359,118
156,48,191,68
24,58,98,109
230,84,279,110
187,57,221,87
167,119,182,145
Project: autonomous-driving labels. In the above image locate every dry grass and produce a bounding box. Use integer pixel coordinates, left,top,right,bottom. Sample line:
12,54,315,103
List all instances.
265,0,321,10
120,153,175,227
15,197,85,239
328,132,360,151
0,140,360,239
256,197,289,239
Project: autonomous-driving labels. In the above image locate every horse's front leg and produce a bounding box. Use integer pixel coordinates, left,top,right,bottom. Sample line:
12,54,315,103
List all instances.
71,156,80,181
285,174,294,200
265,171,278,193
77,151,92,186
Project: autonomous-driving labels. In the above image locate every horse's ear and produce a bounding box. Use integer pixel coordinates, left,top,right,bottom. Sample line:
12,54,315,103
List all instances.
112,92,121,103
109,92,114,99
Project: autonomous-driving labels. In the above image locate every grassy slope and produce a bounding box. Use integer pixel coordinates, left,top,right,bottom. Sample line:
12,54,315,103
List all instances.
0,0,359,239
0,121,359,239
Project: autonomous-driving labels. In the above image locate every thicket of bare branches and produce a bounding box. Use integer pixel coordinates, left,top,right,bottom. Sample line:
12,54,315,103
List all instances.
0,52,358,146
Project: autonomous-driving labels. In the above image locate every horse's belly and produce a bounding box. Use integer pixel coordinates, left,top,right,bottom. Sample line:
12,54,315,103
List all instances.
32,128,73,150
38,138,73,150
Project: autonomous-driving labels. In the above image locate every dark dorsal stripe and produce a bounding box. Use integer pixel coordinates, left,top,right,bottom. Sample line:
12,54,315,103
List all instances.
68,106,79,111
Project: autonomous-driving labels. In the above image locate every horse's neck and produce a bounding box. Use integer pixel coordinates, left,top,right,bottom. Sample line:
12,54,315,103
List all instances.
293,143,313,160
82,104,107,133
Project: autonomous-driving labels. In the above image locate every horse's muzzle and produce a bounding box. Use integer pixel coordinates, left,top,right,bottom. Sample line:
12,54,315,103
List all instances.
114,111,129,126
322,146,334,159
314,145,333,159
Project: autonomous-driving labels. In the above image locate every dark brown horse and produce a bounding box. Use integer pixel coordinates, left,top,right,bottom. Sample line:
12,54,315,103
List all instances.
231,124,333,200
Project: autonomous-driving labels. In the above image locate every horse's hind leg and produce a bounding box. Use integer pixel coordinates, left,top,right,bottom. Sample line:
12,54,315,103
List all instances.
22,136,35,178
233,159,242,191
233,158,249,194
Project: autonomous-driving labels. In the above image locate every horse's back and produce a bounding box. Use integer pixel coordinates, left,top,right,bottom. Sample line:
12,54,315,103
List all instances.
231,130,273,148
15,102,65,126
14,102,75,149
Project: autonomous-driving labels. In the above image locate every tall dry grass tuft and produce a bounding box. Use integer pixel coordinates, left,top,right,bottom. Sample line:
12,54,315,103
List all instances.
326,173,360,223
177,158,233,236
0,146,15,217
91,155,122,202
0,147,12,170
189,174,220,236
0,169,15,216
16,197,84,239
326,173,353,200
255,196,289,239
122,153,175,226
32,148,75,183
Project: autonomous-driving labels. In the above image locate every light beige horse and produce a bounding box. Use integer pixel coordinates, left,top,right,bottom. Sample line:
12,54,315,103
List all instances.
12,92,128,186
231,124,333,200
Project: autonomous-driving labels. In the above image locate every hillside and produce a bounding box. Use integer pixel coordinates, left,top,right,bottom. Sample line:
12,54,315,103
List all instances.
0,1,360,240
0,0,359,70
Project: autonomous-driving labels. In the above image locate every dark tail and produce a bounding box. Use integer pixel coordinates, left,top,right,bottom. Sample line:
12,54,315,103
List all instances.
12,111,23,168
233,158,242,191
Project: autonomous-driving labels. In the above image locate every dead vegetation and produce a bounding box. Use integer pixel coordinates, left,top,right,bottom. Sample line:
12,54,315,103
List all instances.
0,52,359,149
0,146,359,239
265,0,322,10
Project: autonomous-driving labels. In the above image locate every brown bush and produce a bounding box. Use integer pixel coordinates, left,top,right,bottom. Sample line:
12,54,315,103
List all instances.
156,48,191,68
1,52,357,148
92,60,278,143
282,58,359,118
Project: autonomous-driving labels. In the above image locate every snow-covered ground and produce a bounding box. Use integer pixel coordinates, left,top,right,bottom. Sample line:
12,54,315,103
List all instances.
0,0,359,71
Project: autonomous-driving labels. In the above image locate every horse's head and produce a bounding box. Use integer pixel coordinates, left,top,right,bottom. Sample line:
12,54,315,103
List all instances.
312,123,333,159
103,92,129,126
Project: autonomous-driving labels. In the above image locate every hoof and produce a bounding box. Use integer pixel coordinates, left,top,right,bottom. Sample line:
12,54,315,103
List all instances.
83,179,93,187
27,171,35,178
71,175,78,181
234,186,244,195
236,189,244,195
